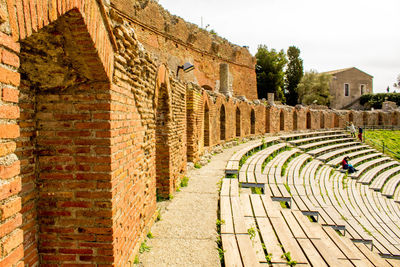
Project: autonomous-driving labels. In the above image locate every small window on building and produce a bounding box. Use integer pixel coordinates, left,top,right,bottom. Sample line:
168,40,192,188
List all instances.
360,84,365,95
344,83,350,96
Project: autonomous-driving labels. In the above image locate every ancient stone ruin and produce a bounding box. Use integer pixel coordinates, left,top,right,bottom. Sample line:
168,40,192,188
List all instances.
0,0,399,266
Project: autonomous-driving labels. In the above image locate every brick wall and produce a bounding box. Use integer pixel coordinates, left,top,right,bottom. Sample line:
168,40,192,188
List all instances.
112,21,158,264
109,0,258,100
1,0,115,266
2,1,400,266
186,84,203,162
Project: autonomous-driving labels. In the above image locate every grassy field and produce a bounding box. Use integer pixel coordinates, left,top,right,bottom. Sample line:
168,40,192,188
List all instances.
364,130,400,159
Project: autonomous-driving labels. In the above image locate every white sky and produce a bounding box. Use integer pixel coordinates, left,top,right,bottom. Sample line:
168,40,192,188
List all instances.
158,0,400,93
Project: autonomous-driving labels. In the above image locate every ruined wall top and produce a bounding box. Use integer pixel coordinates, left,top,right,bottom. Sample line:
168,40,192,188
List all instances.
110,0,254,66
109,0,258,100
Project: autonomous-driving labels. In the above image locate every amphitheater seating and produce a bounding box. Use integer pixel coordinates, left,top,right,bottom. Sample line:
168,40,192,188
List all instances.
360,163,400,186
298,137,354,152
220,178,260,267
288,133,349,146
238,142,287,186
225,138,280,175
325,148,375,167
349,157,392,179
317,144,370,163
280,130,346,142
221,130,400,266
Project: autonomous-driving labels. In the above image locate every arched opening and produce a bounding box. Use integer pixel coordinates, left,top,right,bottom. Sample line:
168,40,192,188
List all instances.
220,105,226,141
320,112,325,129
265,108,270,133
17,10,112,266
306,111,312,129
202,85,213,91
204,103,210,146
363,112,368,126
236,107,241,137
251,109,256,134
280,110,285,131
378,113,383,126
293,111,298,131
334,114,339,128
155,84,171,198
349,112,354,123
393,112,399,126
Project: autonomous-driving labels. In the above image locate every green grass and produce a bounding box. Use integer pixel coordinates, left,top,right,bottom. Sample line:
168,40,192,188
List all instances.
180,176,189,187
194,162,202,169
251,187,263,194
147,231,154,239
365,130,400,159
247,227,256,240
139,241,151,253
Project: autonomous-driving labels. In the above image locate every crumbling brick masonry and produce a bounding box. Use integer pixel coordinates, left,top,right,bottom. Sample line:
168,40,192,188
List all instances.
1,0,400,266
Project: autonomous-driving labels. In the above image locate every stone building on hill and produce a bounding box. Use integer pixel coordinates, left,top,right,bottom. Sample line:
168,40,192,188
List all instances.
324,67,373,110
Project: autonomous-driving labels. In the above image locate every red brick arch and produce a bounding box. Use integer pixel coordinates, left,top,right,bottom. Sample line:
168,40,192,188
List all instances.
236,106,241,137
1,1,115,266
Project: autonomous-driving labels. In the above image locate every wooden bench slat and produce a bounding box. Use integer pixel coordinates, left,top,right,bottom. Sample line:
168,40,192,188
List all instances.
296,238,328,267
292,210,322,240
354,242,392,267
249,194,267,218
281,209,307,239
244,217,268,264
230,179,239,197
269,216,309,264
255,217,287,264
231,196,248,234
221,178,231,197
260,195,281,218
221,196,234,234
236,235,262,266
323,226,365,261
221,234,243,267
240,194,253,218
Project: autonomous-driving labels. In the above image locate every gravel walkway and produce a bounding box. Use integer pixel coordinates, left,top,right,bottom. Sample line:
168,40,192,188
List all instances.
139,139,261,267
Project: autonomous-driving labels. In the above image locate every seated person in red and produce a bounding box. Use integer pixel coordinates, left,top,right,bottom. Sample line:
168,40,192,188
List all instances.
341,156,357,173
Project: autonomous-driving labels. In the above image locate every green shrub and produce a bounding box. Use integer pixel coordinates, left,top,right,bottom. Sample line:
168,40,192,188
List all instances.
360,93,400,109
180,176,189,187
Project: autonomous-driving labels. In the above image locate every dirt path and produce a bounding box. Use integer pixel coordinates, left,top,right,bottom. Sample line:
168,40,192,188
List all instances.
139,139,261,266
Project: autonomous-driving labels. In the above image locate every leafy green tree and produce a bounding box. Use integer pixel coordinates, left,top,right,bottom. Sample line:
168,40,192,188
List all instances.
297,70,332,106
255,45,287,102
394,74,400,91
284,46,303,106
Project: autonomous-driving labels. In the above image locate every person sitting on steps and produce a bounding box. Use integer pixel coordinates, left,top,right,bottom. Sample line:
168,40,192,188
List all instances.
341,156,357,173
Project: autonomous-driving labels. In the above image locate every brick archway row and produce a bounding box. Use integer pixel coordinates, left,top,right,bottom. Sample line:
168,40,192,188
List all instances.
185,86,400,162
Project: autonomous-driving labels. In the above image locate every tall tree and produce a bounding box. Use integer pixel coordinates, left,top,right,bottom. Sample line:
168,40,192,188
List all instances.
284,46,303,106
394,74,400,90
255,45,287,102
297,70,332,106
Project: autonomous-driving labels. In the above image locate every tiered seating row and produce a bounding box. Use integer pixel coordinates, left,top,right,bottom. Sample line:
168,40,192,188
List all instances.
221,132,400,266
269,131,400,260
238,142,288,186
225,138,280,175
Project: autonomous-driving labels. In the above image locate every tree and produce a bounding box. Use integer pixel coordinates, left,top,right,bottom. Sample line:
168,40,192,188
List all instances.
284,46,303,106
297,70,332,106
393,74,400,90
255,45,287,102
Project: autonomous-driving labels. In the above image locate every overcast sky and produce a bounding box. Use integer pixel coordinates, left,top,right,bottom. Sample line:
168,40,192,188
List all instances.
158,0,400,93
